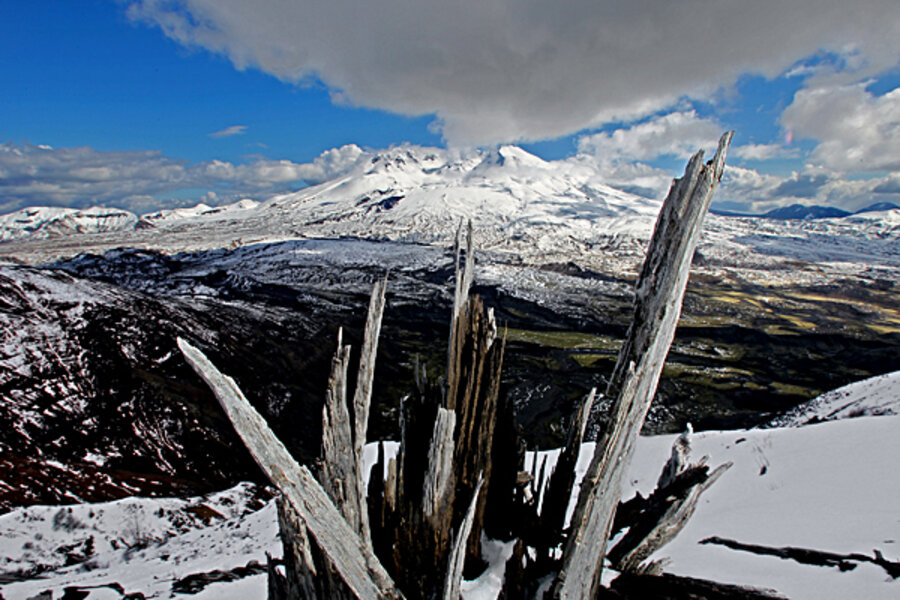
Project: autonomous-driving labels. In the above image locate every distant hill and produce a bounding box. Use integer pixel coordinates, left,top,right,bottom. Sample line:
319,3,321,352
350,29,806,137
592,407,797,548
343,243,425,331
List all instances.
855,201,900,214
762,204,851,220
712,201,900,221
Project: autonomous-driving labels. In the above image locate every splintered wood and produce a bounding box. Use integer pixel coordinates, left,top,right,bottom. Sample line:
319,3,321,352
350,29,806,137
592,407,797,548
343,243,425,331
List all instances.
177,337,403,600
552,131,733,599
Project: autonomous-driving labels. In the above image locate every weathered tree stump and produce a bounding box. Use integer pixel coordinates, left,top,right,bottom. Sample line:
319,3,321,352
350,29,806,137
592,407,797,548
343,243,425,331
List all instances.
368,223,508,599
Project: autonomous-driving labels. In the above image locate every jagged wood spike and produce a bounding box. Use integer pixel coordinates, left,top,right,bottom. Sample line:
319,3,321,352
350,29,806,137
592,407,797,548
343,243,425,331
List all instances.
656,424,692,490
272,497,320,599
553,131,733,599
177,338,404,600
612,461,732,572
442,477,484,600
321,330,360,532
423,407,458,520
352,276,388,547
537,388,596,555
448,219,475,388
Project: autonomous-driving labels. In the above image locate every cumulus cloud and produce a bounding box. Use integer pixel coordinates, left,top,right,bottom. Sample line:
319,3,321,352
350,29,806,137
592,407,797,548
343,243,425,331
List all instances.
567,157,674,199
872,176,900,194
126,0,900,145
770,173,829,199
0,142,366,214
577,111,722,164
782,82,900,172
716,165,900,213
570,111,724,198
731,143,797,161
0,143,191,210
209,124,248,138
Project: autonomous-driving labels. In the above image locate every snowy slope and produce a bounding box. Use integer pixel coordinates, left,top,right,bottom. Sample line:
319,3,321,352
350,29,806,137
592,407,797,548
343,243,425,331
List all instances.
767,370,900,427
0,206,136,241
616,415,900,600
2,413,897,599
0,483,278,599
138,199,260,226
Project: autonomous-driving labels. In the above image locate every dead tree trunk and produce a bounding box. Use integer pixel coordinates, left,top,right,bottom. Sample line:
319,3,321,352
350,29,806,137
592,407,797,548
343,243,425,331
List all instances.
177,337,403,600
273,278,390,599
181,224,509,599
552,131,733,599
368,222,508,599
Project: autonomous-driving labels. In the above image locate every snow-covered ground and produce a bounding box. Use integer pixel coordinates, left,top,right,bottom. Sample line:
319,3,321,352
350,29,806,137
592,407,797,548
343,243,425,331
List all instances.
617,414,899,600
0,483,278,599
2,372,898,599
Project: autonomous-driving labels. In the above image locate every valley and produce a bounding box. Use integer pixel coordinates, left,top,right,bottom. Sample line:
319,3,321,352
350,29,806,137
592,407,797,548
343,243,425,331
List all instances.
0,143,897,514
1,238,897,513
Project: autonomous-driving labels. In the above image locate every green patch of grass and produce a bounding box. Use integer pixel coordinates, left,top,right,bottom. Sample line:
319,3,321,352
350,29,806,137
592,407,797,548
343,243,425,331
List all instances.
570,353,616,367
505,328,620,351
769,381,818,397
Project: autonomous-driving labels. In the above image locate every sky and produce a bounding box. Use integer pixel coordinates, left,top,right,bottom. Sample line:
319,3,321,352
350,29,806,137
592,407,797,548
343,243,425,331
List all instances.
2,0,899,215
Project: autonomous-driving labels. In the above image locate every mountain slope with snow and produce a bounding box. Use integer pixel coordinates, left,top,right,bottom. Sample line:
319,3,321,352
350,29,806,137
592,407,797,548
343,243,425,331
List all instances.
261,145,661,251
768,370,900,427
0,206,136,241
2,144,898,287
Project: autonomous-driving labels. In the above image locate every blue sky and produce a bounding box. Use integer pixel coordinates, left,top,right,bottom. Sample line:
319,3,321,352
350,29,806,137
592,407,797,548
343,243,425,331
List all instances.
2,0,899,214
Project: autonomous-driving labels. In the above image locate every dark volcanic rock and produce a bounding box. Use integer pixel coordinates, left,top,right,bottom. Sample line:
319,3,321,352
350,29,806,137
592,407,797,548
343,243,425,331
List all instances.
0,265,331,512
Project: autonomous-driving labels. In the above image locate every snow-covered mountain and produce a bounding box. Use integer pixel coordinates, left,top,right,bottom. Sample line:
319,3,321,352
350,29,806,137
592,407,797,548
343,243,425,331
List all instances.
3,144,898,287
260,145,660,250
0,206,136,241
138,198,259,227
0,199,262,242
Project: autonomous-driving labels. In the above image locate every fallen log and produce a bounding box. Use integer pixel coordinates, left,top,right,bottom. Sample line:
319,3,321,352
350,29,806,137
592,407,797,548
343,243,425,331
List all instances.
605,571,787,600
699,536,900,579
608,426,733,573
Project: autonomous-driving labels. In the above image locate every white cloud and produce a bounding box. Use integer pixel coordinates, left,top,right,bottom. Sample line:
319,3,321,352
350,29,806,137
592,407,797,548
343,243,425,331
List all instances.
782,83,900,172
127,0,900,145
716,165,900,213
732,143,797,162
569,111,724,198
209,125,248,138
0,142,366,214
873,175,900,194
577,111,722,164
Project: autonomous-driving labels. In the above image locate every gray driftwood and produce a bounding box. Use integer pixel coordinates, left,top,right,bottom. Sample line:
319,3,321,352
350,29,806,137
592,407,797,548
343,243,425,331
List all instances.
608,426,733,573
553,131,734,599
177,337,403,600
